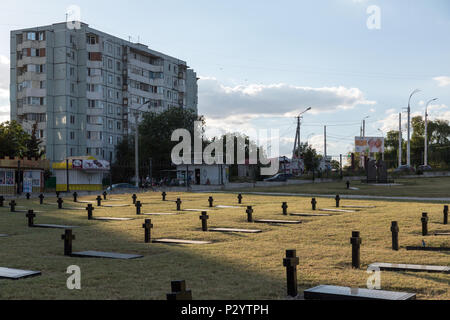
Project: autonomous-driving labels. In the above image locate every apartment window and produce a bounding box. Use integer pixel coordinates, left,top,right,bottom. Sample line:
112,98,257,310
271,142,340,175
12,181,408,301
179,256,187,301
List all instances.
70,132,75,140
108,74,113,84
71,83,76,94
70,99,75,108
108,135,113,144
116,61,121,71
116,122,121,130
39,130,44,138
70,148,74,157
117,107,121,116
108,105,113,114
40,81,46,89
108,120,113,129
88,52,102,61
27,32,36,41
107,59,113,69
70,67,75,76
116,77,121,86
26,97,45,106
108,89,113,98
86,34,98,44
70,115,75,124
38,32,45,41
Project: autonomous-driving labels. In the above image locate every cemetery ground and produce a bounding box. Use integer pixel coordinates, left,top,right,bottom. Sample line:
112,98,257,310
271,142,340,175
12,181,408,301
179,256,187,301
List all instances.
239,176,450,199
0,192,448,300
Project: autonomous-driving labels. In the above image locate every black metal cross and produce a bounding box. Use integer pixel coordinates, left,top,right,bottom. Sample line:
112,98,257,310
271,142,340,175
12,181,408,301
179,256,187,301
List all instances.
142,219,153,243
176,198,182,211
421,213,428,236
246,206,254,222
86,204,94,220
346,181,350,189
208,196,214,208
73,192,78,202
96,196,102,207
9,200,16,212
26,193,31,200
26,210,36,227
311,198,317,211
61,229,75,256
38,194,44,205
282,202,288,215
200,212,209,232
135,201,142,215
103,191,107,200
283,249,299,297
238,194,243,204
335,195,341,208
132,194,137,204
162,192,167,201
57,197,64,209
0,196,4,207
166,280,192,300
391,221,399,251
56,191,60,198
350,231,362,269
444,205,448,225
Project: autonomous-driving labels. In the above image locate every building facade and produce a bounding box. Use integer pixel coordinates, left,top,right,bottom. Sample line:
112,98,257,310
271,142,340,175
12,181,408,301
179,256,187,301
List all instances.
10,22,198,164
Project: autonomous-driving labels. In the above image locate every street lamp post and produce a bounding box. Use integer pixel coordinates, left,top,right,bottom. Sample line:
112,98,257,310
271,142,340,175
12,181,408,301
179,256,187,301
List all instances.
424,98,438,167
133,100,151,188
407,89,421,167
293,107,312,159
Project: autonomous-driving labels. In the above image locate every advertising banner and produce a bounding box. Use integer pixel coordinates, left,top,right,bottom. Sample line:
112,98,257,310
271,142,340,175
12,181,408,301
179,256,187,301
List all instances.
355,137,385,153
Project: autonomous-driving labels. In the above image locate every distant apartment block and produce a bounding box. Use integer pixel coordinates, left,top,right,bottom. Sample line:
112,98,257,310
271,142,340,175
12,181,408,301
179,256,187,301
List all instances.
10,22,198,163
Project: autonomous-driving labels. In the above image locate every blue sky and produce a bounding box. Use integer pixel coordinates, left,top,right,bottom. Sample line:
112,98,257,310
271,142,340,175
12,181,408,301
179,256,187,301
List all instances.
0,0,449,158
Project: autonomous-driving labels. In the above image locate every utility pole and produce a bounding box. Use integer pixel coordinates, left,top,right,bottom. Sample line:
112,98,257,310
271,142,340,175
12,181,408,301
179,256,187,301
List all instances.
407,89,421,167
292,107,312,159
425,98,438,167
324,126,327,159
398,113,402,167
134,112,139,188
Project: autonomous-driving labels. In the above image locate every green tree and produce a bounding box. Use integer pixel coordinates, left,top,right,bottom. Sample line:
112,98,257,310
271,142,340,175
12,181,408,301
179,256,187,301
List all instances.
25,123,45,159
301,144,320,173
0,121,30,158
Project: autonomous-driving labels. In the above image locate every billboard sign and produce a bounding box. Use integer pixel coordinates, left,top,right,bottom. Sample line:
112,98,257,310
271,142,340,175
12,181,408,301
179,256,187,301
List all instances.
355,137,384,153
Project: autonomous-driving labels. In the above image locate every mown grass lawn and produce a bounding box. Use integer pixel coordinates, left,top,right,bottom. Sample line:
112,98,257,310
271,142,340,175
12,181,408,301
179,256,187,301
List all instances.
0,191,448,300
238,176,450,199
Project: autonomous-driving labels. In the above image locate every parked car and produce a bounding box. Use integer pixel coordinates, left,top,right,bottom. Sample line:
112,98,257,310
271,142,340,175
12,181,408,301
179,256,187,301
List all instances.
263,173,293,182
107,183,139,191
417,165,432,172
393,165,416,174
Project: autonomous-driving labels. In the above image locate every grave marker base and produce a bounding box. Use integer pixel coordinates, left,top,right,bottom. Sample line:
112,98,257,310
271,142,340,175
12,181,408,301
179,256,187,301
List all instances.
406,246,450,252
254,219,301,224
71,251,143,259
32,224,79,229
369,262,449,273
209,228,262,233
215,205,242,209
304,285,416,300
342,205,376,209
290,213,331,217
101,204,131,208
434,232,450,236
142,213,179,216
152,239,212,245
0,267,41,279
92,217,134,221
319,208,356,213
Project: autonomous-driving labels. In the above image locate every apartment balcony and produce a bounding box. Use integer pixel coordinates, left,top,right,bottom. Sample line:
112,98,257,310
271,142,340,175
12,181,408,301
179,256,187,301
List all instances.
17,40,46,52
128,87,164,100
87,75,103,84
86,43,101,52
86,140,104,148
149,78,165,87
86,107,105,116
86,123,104,132
17,72,46,83
86,91,103,100
87,60,103,69
17,104,47,115
128,57,164,73
17,87,46,100
17,56,46,68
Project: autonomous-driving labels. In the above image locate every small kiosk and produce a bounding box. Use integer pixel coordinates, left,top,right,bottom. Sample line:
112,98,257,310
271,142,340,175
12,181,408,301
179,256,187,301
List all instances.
52,157,110,192
0,157,49,194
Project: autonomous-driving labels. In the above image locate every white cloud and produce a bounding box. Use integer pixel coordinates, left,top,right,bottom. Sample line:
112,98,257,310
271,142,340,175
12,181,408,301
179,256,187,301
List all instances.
433,76,450,87
0,55,9,121
198,77,375,120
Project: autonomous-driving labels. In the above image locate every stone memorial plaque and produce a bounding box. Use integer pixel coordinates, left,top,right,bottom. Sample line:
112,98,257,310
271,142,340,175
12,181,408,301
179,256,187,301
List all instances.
102,204,130,208
0,234,9,237
183,209,208,212
369,263,450,274
33,224,79,229
254,219,301,224
152,239,212,245
0,267,41,279
71,251,143,259
93,217,134,221
342,205,376,209
319,208,356,213
142,213,179,216
64,207,86,211
406,246,450,252
104,198,124,201
290,213,331,217
209,228,262,234
77,201,95,204
304,285,416,300
366,160,377,183
215,205,241,209
434,232,450,236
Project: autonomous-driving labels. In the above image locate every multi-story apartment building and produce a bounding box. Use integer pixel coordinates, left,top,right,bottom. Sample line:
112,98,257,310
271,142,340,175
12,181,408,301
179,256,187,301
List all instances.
10,22,198,163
